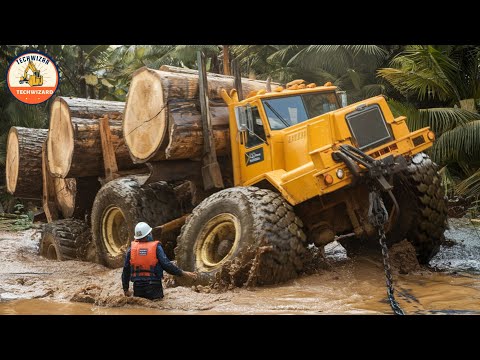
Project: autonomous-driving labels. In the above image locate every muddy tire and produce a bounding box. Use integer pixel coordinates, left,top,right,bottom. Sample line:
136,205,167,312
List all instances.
388,153,448,264
40,219,91,261
340,153,448,263
91,176,181,268
175,186,308,287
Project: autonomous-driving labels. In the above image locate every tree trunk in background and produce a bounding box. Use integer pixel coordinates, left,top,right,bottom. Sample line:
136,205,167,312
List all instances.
223,45,231,75
77,46,88,98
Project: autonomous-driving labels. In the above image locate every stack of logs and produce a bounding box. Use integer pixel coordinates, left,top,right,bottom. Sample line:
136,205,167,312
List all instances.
5,66,277,223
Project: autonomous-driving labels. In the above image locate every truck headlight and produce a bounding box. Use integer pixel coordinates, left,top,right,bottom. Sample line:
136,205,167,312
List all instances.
336,168,344,179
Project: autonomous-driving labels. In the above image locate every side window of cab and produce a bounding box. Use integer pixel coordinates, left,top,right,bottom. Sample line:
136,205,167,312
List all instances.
246,106,266,148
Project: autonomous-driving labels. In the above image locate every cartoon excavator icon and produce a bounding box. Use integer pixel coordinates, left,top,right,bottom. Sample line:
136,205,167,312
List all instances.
19,61,43,86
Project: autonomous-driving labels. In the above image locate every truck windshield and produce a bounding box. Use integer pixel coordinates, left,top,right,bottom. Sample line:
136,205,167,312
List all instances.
262,92,340,130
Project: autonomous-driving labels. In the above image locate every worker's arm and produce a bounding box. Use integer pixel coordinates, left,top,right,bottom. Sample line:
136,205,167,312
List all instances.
156,244,184,276
121,247,132,294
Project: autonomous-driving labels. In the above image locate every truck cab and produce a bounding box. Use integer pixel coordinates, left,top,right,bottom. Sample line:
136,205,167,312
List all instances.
224,81,435,203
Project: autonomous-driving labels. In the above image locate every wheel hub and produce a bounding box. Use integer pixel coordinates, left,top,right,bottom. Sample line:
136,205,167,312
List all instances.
195,213,241,271
102,206,129,256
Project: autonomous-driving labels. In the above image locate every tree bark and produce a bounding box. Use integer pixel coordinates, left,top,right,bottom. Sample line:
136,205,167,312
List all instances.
165,102,229,159
5,127,47,200
52,96,124,120
47,117,139,178
54,176,101,219
124,67,274,163
222,45,231,75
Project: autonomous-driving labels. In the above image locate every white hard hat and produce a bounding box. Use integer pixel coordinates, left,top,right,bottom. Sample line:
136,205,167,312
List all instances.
134,222,152,239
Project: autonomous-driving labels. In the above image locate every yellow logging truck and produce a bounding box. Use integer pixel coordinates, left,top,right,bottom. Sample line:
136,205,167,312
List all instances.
41,54,447,292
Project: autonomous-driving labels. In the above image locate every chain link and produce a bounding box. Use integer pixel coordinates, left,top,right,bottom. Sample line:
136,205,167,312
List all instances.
378,228,405,315
368,190,405,315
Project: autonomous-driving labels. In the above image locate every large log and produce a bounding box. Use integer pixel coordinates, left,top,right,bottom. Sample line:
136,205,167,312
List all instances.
159,65,277,86
47,117,138,178
165,102,229,159
123,67,275,163
6,127,47,200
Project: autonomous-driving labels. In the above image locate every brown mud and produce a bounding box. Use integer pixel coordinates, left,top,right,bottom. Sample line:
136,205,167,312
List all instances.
1,219,480,314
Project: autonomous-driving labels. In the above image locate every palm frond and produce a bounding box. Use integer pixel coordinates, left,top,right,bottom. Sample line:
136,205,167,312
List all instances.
431,120,480,164
387,99,478,134
266,45,303,64
438,165,456,197
362,84,386,98
456,167,480,198
378,45,460,102
288,45,388,74
419,107,478,134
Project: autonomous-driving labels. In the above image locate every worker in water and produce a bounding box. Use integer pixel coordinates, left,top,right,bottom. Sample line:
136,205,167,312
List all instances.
122,221,197,300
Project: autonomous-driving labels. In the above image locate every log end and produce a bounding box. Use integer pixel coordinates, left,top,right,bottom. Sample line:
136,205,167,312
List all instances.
5,127,19,194
54,177,76,218
123,68,167,163
48,98,74,178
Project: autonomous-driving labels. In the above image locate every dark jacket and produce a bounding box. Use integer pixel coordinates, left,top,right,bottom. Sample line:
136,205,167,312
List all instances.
122,240,183,292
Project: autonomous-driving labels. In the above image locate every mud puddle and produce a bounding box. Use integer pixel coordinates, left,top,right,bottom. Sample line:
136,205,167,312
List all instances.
1,218,480,315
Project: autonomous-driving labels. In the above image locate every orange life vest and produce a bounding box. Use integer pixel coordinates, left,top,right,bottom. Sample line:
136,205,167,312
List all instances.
130,240,159,278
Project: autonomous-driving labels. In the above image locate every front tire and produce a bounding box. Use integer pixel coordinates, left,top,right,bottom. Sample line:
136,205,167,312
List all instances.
389,153,448,263
175,187,308,286
341,154,448,264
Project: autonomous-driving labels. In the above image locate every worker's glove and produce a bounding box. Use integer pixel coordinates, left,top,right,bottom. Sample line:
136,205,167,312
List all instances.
183,271,198,281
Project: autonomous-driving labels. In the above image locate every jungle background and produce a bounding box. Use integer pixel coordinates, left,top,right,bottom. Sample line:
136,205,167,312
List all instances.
1,45,479,214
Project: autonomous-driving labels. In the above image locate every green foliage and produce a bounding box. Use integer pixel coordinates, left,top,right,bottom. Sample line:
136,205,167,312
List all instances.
381,46,480,201
457,168,480,199
388,100,479,135
378,46,460,103
432,120,480,164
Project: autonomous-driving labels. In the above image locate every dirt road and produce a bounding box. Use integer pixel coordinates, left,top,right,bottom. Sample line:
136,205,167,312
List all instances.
1,218,479,315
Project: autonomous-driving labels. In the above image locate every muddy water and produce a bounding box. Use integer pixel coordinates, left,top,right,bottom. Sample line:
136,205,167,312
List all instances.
1,218,480,315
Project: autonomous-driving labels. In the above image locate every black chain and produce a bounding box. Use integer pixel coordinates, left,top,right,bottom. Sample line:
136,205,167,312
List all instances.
378,227,405,315
368,190,405,315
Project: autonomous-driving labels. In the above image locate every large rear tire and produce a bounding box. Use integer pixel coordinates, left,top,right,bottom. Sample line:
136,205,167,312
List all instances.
91,176,181,268
175,187,309,287
40,219,91,261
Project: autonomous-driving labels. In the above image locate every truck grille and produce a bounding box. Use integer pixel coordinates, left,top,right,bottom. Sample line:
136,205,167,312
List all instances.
345,104,392,150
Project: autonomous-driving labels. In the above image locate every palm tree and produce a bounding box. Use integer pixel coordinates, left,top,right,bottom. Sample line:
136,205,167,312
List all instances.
379,45,480,198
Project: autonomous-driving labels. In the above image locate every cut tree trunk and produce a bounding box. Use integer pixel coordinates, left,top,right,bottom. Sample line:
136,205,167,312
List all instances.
54,177,101,220
47,117,139,178
166,102,229,159
124,67,277,163
51,96,124,120
6,127,47,200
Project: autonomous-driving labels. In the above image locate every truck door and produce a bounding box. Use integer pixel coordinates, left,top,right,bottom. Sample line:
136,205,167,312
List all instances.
237,105,272,184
